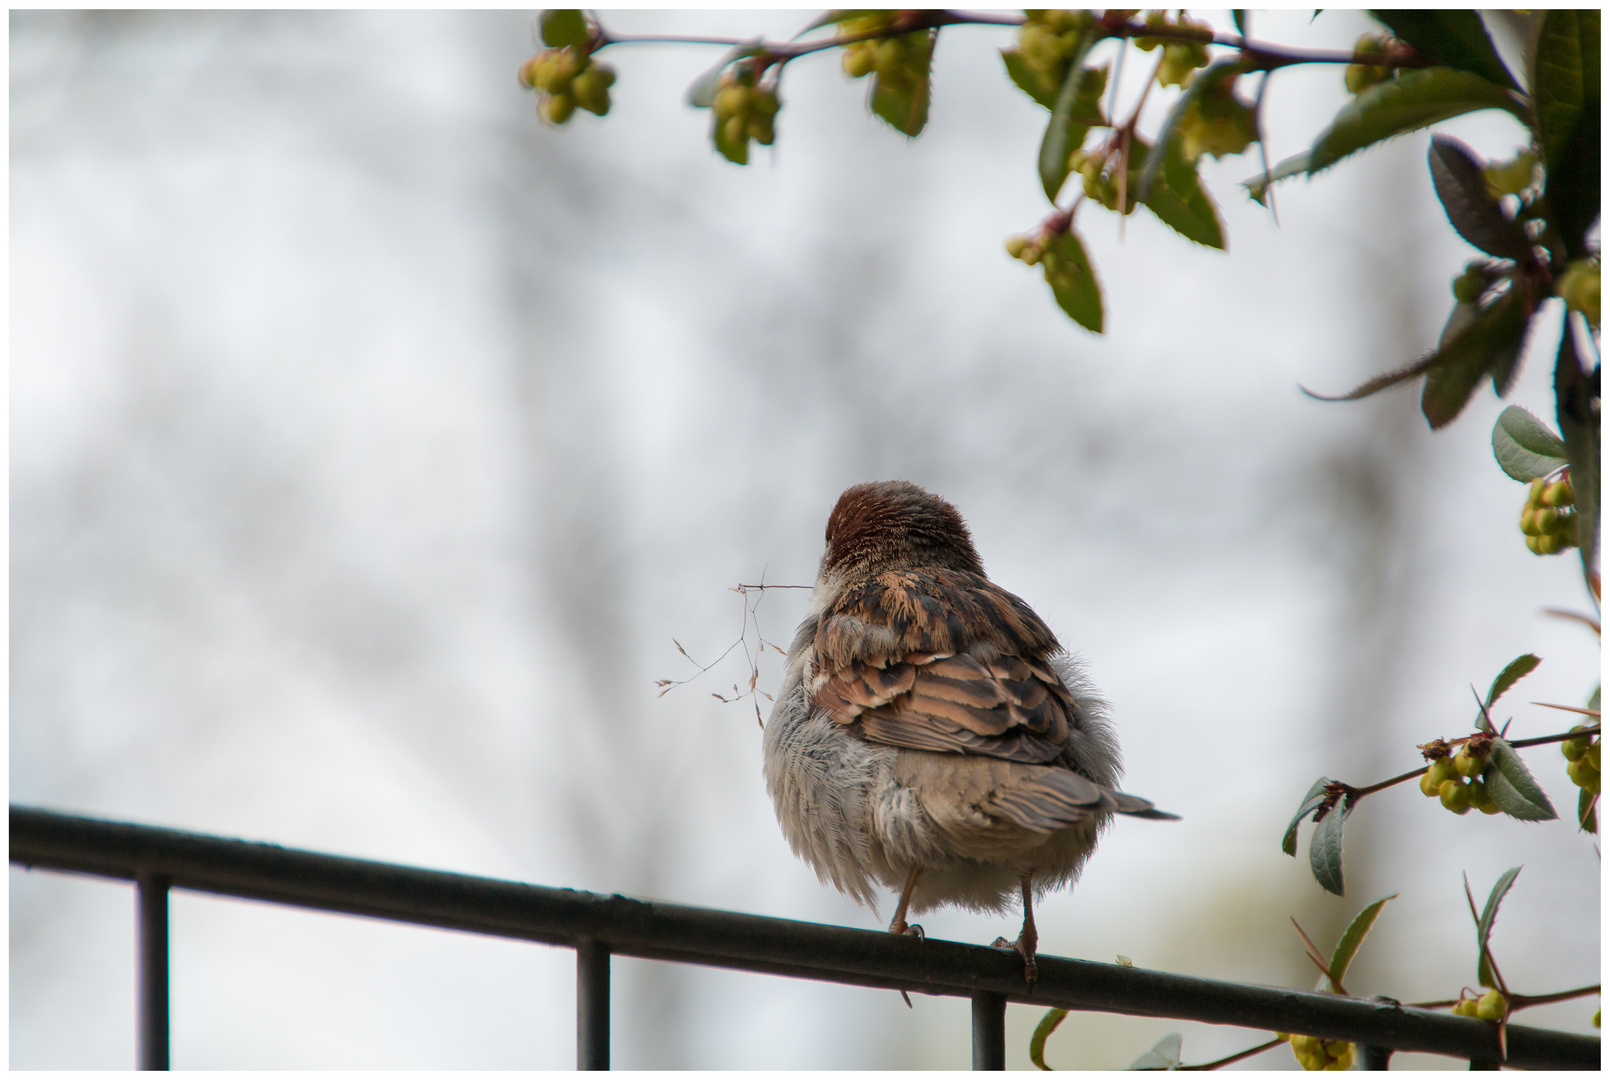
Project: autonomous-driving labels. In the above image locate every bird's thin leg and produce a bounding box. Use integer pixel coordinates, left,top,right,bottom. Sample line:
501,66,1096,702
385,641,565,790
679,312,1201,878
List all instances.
991,873,1039,991
888,865,925,938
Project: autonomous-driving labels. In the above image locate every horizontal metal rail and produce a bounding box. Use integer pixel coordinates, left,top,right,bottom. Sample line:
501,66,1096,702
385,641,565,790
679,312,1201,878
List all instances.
10,806,1600,1070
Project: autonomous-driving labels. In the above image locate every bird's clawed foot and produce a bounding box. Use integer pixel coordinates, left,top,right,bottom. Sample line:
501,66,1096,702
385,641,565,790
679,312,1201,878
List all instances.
994,874,1040,992
888,866,925,939
991,932,1039,991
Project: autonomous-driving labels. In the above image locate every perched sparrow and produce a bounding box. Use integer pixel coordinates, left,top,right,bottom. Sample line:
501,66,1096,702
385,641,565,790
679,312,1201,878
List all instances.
764,480,1176,986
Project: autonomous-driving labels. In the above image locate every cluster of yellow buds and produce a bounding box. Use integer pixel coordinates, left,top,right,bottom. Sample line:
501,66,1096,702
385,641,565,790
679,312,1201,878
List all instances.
1519,475,1577,555
1452,989,1509,1021
1562,725,1600,794
1419,741,1500,815
1282,1033,1356,1071
1344,34,1397,95
839,14,934,92
709,73,780,165
1012,9,1096,95
519,46,615,124
1134,11,1212,88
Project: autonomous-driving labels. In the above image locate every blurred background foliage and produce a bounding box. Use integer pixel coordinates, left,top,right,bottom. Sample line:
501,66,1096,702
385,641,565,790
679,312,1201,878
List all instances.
10,10,1598,1068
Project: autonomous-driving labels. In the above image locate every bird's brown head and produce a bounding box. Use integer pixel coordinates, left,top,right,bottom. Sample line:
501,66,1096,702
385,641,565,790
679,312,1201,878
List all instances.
822,481,986,577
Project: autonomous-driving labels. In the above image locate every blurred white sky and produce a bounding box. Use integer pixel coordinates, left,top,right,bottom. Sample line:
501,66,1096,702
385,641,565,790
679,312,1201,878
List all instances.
10,10,1599,1069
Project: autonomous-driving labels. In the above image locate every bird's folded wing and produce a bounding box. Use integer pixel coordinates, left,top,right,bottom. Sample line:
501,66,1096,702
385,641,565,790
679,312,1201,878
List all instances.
811,568,1074,764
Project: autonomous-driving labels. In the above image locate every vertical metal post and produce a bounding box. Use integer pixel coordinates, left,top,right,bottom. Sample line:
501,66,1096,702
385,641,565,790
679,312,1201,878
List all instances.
576,938,610,1070
136,872,171,1070
971,989,1006,1070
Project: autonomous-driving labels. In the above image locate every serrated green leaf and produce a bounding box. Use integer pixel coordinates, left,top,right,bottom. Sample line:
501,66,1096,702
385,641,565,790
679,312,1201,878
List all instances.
1128,136,1224,249
1129,1033,1183,1070
1492,405,1569,481
1038,32,1100,201
1142,170,1226,249
1429,136,1530,260
1308,67,1527,175
1536,11,1600,259
1579,787,1597,834
868,35,934,137
1483,738,1558,821
1370,11,1518,90
1486,654,1542,709
1243,150,1312,206
1309,796,1348,896
1555,319,1600,585
1030,1008,1069,1069
1002,48,1059,110
540,9,589,48
1043,229,1103,333
1284,777,1333,857
686,43,763,108
1329,893,1398,990
1420,288,1532,429
1475,866,1521,989
1138,59,1245,203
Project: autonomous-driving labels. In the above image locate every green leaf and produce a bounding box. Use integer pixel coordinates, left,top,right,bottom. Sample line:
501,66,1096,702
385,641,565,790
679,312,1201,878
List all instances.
1579,787,1597,834
1534,11,1590,183
1483,738,1558,821
1329,893,1398,990
1492,405,1569,481
1369,11,1518,90
1309,795,1348,896
1029,1008,1068,1069
1138,58,1245,203
1127,136,1224,249
1128,1033,1183,1070
1475,866,1521,989
1485,653,1542,709
539,9,589,48
869,31,935,137
1535,11,1601,260
1308,67,1527,175
1428,135,1530,260
1242,150,1312,206
1283,777,1332,857
1420,287,1532,429
1038,32,1101,201
1232,10,1248,37
685,43,763,108
1043,229,1103,333
1002,48,1059,110
1142,170,1226,249
1555,317,1600,585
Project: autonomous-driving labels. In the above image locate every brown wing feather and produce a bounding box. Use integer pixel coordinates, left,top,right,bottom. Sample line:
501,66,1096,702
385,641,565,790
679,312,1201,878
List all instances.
811,568,1076,764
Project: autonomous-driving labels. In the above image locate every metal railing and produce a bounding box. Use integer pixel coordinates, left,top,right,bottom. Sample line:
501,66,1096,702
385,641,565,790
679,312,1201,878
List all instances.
9,806,1599,1070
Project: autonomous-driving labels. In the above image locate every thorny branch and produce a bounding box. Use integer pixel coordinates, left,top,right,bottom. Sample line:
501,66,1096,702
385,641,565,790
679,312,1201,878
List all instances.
583,9,1433,74
1324,723,1602,804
